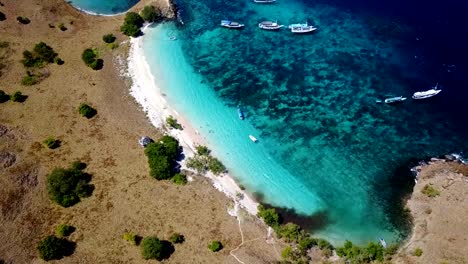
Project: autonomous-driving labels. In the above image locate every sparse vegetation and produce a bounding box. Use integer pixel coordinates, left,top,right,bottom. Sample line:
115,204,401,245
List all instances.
196,145,210,156
120,12,144,37
78,103,97,118
54,57,64,65
208,157,226,175
58,23,67,31
140,5,162,23
336,240,399,263
43,137,60,149
81,48,103,70
0,90,9,103
186,145,226,175
169,233,184,244
102,33,116,44
141,237,174,260
22,42,58,68
166,115,182,130
123,232,139,245
56,224,75,237
16,16,30,24
46,161,93,207
21,73,38,86
413,248,423,257
422,184,440,197
37,235,75,261
172,173,187,185
144,135,180,180
208,240,223,252
10,91,27,102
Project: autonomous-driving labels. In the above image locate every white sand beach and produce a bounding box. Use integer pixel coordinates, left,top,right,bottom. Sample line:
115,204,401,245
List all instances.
127,25,259,215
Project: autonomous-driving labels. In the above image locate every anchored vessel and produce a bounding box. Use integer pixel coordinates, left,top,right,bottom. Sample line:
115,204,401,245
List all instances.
237,106,245,120
253,0,276,3
249,135,258,142
220,20,244,29
412,83,442,99
258,20,284,30
384,96,407,104
288,22,317,33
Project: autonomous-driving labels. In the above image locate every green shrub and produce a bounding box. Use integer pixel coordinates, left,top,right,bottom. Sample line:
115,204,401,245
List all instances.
141,237,174,260
208,240,223,252
47,162,93,207
10,91,27,102
298,237,318,253
120,12,144,37
281,246,294,260
107,43,119,50
0,90,9,103
43,137,60,149
276,223,301,243
317,238,334,251
169,233,184,244
413,248,423,257
58,23,67,31
16,16,31,24
144,136,180,180
123,232,138,245
257,204,280,227
54,57,64,65
208,157,226,175
81,48,103,70
166,115,182,130
336,240,384,263
102,33,116,44
21,74,38,86
196,145,211,156
78,103,97,118
37,235,75,261
140,5,162,22
421,184,440,197
172,173,187,185
22,42,58,68
56,224,75,237
186,156,205,173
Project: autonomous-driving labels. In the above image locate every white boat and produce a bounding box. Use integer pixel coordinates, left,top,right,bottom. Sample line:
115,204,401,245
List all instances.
249,135,258,142
384,96,407,104
412,83,442,99
288,22,317,33
379,238,387,248
253,0,276,3
259,20,284,30
221,20,244,29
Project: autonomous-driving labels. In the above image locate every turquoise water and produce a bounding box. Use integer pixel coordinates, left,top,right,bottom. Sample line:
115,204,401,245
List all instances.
67,0,138,14
69,0,468,244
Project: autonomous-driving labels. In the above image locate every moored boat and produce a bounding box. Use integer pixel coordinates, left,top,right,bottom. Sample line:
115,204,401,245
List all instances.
258,20,284,30
237,106,245,120
253,0,276,3
288,22,317,33
384,96,407,104
249,135,258,142
379,238,387,248
412,83,442,99
220,20,244,29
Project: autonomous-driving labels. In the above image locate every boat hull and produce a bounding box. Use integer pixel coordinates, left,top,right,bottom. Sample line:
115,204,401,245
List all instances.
412,89,442,99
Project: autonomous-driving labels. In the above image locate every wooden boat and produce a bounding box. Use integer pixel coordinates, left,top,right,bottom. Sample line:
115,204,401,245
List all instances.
221,20,244,29
258,20,284,30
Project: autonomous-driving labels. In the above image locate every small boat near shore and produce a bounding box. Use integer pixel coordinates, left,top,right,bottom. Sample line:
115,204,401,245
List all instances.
379,238,387,248
221,20,244,29
259,20,284,30
288,22,317,33
253,0,276,3
412,83,442,99
249,135,258,142
237,106,245,120
384,96,406,104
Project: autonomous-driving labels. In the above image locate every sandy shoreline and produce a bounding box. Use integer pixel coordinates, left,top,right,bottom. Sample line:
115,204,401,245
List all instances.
127,25,259,215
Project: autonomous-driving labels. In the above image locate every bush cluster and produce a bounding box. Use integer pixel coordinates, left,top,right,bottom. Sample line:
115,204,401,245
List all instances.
123,232,139,245
16,16,30,24
166,115,182,130
37,235,75,261
47,161,93,207
140,5,162,23
208,241,223,252
172,173,187,185
10,91,26,102
412,248,423,257
22,42,58,68
421,184,440,197
58,23,67,31
144,135,180,180
141,236,174,260
43,137,60,149
336,240,398,263
21,74,38,86
56,224,75,237
186,145,226,175
102,33,116,44
81,48,103,70
78,103,97,118
169,233,184,244
120,12,144,37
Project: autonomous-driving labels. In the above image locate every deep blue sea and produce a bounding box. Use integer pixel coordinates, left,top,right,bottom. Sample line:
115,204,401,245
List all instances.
70,0,468,244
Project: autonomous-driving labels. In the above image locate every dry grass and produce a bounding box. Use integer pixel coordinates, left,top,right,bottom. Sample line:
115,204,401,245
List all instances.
0,0,280,263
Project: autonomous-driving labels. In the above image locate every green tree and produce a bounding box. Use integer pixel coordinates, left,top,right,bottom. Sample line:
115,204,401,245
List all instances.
102,33,116,44
276,223,301,243
141,237,174,260
208,157,226,175
78,103,97,118
413,248,423,257
140,5,162,22
195,145,211,156
166,115,182,130
56,224,75,237
257,205,280,227
37,235,75,261
169,233,184,244
21,42,57,68
10,91,27,102
208,241,223,252
43,137,60,149
81,49,103,70
144,136,180,180
121,12,144,37
172,173,187,185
